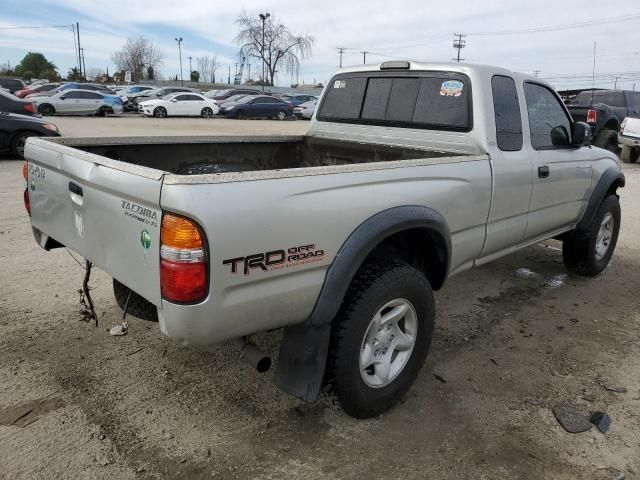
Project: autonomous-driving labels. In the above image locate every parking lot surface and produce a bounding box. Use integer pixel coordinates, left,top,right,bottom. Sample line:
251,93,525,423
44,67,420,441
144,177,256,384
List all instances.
1,117,639,480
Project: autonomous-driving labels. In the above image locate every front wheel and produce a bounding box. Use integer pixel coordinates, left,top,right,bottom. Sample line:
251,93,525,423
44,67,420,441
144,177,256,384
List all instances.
621,145,639,164
563,195,621,276
326,261,435,418
201,107,214,118
38,104,55,115
276,110,287,121
153,106,167,118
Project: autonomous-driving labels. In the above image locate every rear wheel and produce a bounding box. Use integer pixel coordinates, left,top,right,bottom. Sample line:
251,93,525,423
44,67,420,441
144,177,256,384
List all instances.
594,129,619,155
621,145,639,164
563,194,621,276
201,107,214,118
11,132,37,159
326,261,435,418
38,104,54,115
112,279,158,322
276,110,287,121
153,106,167,118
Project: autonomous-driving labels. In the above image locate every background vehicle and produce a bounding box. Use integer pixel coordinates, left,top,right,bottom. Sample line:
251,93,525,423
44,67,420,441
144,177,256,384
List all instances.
567,89,640,151
26,83,116,99
138,92,218,118
219,95,293,119
0,90,39,116
0,77,26,94
210,88,262,101
35,89,123,116
24,62,624,419
619,117,640,163
119,85,154,98
280,94,318,107
124,87,195,112
15,83,60,98
217,94,250,106
0,112,59,158
293,99,317,119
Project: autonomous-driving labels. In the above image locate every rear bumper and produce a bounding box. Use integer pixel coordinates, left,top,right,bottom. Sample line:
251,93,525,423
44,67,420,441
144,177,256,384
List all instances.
619,133,640,148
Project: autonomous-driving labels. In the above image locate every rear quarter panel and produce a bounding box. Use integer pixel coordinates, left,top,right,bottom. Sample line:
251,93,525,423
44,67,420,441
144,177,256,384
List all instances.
159,158,491,345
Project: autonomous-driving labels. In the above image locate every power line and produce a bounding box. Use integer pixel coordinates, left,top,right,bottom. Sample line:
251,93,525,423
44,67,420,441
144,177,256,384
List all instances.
468,12,640,36
0,25,73,30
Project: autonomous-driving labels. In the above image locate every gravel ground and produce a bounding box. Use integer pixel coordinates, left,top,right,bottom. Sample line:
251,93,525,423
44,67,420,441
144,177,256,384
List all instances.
0,117,639,479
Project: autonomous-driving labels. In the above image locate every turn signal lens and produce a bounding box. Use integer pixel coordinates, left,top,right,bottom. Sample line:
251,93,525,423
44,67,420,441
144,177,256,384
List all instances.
24,188,31,216
161,214,203,249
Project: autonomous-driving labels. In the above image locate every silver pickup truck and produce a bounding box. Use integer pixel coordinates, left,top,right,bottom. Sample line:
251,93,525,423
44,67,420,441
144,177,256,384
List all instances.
24,62,625,418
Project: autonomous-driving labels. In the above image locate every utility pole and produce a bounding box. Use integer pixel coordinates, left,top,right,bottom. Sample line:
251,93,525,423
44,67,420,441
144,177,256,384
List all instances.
361,51,369,64
453,33,466,62
80,48,86,82
337,47,347,68
76,22,83,80
533,70,541,77
71,24,80,76
259,13,270,92
175,37,183,86
614,77,619,89
188,56,192,74
228,65,231,85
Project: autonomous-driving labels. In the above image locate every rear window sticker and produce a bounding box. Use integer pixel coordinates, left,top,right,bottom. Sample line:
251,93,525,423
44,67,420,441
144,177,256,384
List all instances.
333,80,347,89
440,80,464,97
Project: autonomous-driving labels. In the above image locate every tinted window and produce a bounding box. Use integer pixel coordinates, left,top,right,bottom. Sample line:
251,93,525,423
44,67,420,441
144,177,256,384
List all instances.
173,95,189,101
318,73,470,130
524,82,572,149
604,92,625,107
63,91,84,99
255,97,277,104
491,75,523,151
183,95,202,101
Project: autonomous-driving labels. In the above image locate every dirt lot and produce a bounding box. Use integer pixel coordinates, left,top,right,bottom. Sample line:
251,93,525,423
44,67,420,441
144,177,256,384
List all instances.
1,117,639,480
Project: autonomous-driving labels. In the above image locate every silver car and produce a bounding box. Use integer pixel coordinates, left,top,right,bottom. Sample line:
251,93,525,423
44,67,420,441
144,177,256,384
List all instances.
35,89,123,116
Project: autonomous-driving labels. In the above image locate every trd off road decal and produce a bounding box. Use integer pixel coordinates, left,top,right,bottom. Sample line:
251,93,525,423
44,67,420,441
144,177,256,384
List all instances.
223,244,325,275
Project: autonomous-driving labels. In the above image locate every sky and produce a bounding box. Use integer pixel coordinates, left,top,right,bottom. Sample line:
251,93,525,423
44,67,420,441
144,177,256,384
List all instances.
1,0,640,90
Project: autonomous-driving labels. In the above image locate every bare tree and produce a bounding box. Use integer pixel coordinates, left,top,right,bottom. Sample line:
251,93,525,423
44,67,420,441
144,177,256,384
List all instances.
196,55,218,83
235,11,313,86
86,67,104,82
111,37,164,82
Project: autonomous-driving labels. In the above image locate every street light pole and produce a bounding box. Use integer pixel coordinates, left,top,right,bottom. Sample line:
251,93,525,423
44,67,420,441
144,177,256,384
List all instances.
258,12,270,92
188,56,192,76
175,37,183,86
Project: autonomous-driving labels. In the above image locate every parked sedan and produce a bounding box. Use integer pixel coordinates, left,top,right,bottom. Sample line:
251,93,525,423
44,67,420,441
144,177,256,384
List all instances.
218,95,293,120
281,94,318,107
293,99,318,119
26,83,116,99
0,90,39,117
15,83,60,98
35,89,123,116
211,88,262,101
124,87,195,112
138,92,219,118
0,112,60,159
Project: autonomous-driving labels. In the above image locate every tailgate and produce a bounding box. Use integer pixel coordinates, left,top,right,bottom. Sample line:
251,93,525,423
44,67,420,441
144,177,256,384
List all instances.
25,138,164,306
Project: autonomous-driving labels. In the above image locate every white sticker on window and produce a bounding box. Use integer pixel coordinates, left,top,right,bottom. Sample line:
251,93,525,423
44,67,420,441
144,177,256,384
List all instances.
440,80,464,97
333,80,347,89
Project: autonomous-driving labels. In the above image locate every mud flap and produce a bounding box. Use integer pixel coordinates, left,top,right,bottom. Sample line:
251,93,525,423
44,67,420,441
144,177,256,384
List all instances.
274,322,331,402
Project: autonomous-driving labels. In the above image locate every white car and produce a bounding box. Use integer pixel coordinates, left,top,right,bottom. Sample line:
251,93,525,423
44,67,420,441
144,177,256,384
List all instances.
138,92,219,118
293,100,317,120
34,89,124,116
619,117,640,163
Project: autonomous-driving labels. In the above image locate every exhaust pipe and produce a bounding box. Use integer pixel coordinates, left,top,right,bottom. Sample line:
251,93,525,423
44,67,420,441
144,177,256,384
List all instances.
233,337,271,373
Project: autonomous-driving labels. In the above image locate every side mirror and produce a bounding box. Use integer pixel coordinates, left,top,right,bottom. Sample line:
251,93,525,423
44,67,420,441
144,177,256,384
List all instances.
550,125,571,146
571,121,591,147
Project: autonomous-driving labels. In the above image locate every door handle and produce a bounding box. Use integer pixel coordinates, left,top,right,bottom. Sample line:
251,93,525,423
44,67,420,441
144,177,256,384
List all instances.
69,182,83,196
538,166,550,178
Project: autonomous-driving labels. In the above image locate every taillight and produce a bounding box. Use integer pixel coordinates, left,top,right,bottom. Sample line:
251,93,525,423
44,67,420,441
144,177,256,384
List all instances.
586,109,597,124
22,160,28,181
24,188,31,216
23,160,30,216
23,103,35,113
160,213,208,303
620,118,627,134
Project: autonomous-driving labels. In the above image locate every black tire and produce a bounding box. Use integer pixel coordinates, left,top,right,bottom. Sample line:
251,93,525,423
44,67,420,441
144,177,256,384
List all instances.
276,110,287,121
153,106,167,118
235,110,245,119
563,195,621,276
96,107,107,117
201,107,214,118
621,145,639,164
594,129,619,154
38,104,54,115
10,131,37,160
326,261,435,419
112,279,158,322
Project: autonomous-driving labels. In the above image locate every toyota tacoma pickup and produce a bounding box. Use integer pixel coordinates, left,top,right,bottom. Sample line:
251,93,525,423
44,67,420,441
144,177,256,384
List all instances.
24,62,625,419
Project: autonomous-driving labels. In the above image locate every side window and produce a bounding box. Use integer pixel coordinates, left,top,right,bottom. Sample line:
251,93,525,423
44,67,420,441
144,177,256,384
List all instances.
63,91,83,99
491,75,523,151
605,92,625,107
84,92,102,99
524,83,572,149
626,92,640,111
173,95,188,101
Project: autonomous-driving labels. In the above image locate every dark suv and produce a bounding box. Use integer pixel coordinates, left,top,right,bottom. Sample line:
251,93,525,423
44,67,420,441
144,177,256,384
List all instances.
0,77,26,94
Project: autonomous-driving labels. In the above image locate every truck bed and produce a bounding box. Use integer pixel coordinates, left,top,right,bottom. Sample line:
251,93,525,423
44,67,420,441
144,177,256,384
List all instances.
44,135,464,175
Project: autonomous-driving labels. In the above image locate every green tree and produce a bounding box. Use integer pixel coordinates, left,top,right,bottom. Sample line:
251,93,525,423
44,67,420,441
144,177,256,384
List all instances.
190,70,200,82
14,52,59,80
66,67,81,81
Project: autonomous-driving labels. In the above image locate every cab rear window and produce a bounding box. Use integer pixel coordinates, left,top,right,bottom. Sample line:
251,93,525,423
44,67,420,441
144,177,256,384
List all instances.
317,72,471,131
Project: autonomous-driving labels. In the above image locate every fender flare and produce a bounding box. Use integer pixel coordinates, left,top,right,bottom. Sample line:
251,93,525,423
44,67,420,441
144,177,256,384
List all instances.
274,205,451,402
577,167,625,231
